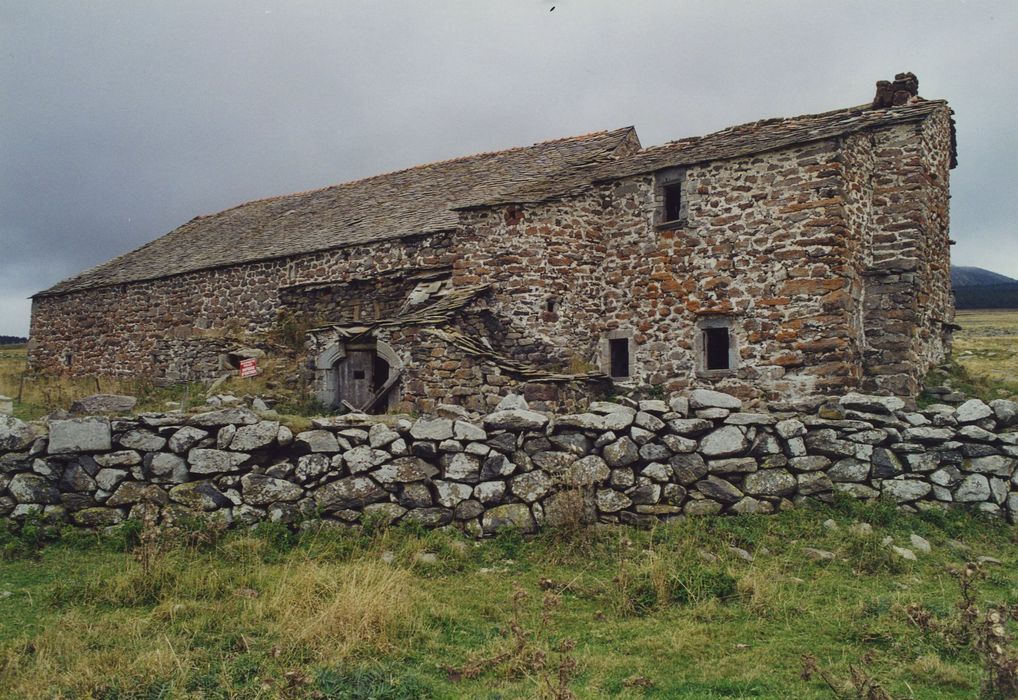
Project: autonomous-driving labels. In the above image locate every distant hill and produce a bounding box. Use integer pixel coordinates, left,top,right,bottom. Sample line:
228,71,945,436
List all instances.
0,335,27,345
951,265,1018,287
950,266,1018,309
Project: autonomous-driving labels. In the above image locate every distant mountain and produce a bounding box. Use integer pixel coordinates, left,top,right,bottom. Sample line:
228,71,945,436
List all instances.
951,266,1018,287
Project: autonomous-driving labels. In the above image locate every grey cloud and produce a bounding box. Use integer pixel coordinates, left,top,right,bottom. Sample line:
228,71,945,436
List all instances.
2,0,1017,335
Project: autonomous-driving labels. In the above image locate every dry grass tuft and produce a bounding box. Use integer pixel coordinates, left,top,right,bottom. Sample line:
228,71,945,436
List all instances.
0,610,189,699
266,557,420,664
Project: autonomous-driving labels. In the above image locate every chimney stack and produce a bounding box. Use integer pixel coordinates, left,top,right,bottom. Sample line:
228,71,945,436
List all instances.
872,72,919,109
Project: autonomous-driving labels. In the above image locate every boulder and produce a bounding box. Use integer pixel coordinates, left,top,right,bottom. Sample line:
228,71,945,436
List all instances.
596,489,632,513
8,473,60,504
169,481,232,511
482,503,536,534
797,472,833,496
295,430,342,453
295,453,331,482
955,399,993,424
374,457,437,484
229,421,279,451
315,476,387,512
828,458,870,482
167,427,209,454
838,392,905,414
369,423,403,448
954,474,991,502
187,448,248,475
699,426,748,458
107,482,168,506
483,409,549,431
142,452,188,483
240,474,303,506
95,468,129,491
881,479,931,503
989,399,1018,429
69,394,137,416
689,389,742,410
603,436,640,467
118,429,166,452
442,453,481,482
743,469,796,497
0,415,40,452
60,463,97,492
435,480,474,508
188,408,259,427
409,417,454,441
48,417,112,454
695,475,743,503
531,450,578,474
343,445,390,474
669,453,708,484
511,471,553,503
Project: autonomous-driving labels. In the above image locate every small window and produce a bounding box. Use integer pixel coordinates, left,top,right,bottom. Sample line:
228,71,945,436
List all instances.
704,328,730,370
656,168,685,224
546,298,557,313
609,338,630,378
663,182,682,222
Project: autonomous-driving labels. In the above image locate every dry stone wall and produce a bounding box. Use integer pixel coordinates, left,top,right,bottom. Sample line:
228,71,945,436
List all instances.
2,391,1016,533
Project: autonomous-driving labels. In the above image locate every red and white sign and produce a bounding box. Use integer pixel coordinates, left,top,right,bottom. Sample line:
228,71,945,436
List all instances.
239,358,258,378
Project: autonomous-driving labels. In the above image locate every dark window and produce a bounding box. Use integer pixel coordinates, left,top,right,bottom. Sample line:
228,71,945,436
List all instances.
609,338,630,378
546,298,556,313
704,328,730,370
663,182,683,222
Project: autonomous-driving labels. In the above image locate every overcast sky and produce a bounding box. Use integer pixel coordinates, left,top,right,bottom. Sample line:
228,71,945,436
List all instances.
2,1,1017,337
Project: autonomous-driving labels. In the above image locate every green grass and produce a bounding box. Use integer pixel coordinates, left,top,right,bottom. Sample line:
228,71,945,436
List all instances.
1,499,1016,699
940,309,1018,402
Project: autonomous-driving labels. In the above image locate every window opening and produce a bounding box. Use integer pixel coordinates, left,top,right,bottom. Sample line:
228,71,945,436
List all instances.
609,338,630,378
546,298,557,313
704,328,730,370
663,182,683,222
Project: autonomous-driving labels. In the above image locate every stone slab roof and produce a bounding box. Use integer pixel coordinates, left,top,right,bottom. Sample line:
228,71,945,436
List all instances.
39,127,641,296
462,100,955,208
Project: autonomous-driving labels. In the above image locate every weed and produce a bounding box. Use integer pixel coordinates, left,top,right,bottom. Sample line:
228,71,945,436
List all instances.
448,584,579,699
316,665,435,699
800,652,897,699
842,531,905,575
0,512,61,560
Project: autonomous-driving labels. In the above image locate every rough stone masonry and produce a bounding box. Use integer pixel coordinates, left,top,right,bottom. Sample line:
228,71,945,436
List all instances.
1,389,1015,534
27,75,957,413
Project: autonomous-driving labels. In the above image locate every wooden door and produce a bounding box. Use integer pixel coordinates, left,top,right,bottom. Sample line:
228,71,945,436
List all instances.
337,350,374,408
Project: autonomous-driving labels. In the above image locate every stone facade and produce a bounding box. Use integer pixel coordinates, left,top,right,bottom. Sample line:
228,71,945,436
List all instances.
29,81,956,411
1,391,1016,533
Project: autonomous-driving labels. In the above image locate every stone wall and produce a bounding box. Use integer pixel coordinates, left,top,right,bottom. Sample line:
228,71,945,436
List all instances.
458,139,870,405
2,390,1015,533
28,232,456,381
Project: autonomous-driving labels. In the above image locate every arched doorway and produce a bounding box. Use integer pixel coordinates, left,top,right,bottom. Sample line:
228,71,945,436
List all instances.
314,339,402,413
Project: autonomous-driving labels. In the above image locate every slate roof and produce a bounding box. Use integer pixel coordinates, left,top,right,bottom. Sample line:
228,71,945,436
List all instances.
40,98,953,296
39,127,641,296
464,100,954,208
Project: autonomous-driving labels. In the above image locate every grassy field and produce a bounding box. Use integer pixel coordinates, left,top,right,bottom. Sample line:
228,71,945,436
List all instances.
1,498,1017,699
949,309,1018,399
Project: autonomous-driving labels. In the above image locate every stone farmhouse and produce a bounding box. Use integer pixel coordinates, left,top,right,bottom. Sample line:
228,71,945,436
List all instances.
29,74,956,414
